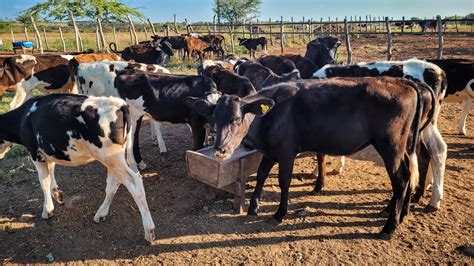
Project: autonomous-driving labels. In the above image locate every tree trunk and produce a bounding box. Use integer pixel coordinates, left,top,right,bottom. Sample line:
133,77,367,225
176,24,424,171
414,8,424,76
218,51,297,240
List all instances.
30,16,43,54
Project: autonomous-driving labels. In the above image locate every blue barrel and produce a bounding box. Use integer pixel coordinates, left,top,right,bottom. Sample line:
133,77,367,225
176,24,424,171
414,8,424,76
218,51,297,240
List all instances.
12,41,34,48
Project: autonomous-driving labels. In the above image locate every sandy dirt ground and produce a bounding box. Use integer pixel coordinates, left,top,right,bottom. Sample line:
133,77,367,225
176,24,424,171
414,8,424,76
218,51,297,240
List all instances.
0,34,473,264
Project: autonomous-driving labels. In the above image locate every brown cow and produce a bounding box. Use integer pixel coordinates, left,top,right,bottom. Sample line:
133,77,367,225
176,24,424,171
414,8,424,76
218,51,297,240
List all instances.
183,36,216,62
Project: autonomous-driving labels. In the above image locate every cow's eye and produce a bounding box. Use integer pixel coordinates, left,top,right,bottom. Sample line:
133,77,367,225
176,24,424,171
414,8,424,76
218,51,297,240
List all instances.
232,117,241,124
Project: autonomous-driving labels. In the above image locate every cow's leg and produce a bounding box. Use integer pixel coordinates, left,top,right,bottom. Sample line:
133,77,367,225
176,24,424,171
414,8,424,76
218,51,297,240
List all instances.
48,162,65,205
189,118,206,150
113,157,155,243
330,156,345,175
311,153,326,193
248,156,276,216
422,123,447,211
151,120,167,153
458,99,472,135
272,155,296,223
33,160,55,219
412,140,431,204
375,144,409,238
94,172,120,223
133,116,146,170
9,82,28,109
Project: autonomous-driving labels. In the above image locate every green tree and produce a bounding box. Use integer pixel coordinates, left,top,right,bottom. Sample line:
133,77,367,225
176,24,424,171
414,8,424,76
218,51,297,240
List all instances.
17,0,144,23
213,0,262,25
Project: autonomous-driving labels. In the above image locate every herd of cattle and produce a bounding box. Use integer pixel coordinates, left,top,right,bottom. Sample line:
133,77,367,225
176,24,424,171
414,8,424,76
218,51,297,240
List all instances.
0,34,472,243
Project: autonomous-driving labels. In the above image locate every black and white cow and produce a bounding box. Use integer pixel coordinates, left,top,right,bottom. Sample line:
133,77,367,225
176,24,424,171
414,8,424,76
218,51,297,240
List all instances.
0,94,155,243
427,58,473,135
188,77,432,238
312,58,447,211
112,69,220,168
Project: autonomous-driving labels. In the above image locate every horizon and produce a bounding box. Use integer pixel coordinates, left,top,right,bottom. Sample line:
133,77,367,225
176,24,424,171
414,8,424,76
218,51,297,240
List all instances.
0,0,472,22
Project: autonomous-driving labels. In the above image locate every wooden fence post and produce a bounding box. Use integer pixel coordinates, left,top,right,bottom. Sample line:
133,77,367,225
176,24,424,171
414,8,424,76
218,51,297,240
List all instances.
68,9,81,52
454,15,459,33
42,27,49,50
269,18,273,46
173,14,179,33
213,15,217,34
401,16,405,33
280,16,284,53
58,27,66,52
95,25,102,51
112,26,118,50
147,18,157,36
256,19,259,38
309,18,313,39
97,17,108,52
291,17,295,42
24,27,29,42
228,24,235,54
30,16,43,54
165,25,170,37
336,17,339,34
344,18,352,64
128,26,134,45
437,15,444,59
249,21,253,39
385,17,392,61
10,28,15,42
242,22,245,38
127,15,139,45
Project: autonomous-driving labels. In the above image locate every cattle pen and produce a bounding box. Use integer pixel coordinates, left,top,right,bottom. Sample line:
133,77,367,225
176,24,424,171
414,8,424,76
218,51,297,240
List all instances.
0,9,473,266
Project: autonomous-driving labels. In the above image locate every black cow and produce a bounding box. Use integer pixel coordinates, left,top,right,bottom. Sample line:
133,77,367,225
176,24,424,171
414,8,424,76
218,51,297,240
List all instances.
114,69,221,166
418,20,444,32
257,55,300,77
202,65,256,97
189,77,432,238
0,94,155,243
236,61,300,90
109,37,174,65
427,58,473,135
304,37,341,68
237,37,267,59
281,54,318,79
312,58,447,211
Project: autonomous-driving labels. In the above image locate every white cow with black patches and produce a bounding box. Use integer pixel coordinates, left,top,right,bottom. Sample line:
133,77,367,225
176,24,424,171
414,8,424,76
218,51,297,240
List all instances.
312,58,448,211
0,94,156,243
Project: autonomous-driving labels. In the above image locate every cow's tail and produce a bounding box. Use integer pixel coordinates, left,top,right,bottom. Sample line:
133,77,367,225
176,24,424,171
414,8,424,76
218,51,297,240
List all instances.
111,105,131,145
408,81,424,192
109,42,124,54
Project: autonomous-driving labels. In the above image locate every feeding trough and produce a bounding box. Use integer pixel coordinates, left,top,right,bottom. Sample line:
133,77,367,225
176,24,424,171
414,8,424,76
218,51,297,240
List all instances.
186,146,262,213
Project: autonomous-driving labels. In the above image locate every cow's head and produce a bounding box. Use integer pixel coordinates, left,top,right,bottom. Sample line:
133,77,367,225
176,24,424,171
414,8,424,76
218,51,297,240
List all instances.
237,38,248,46
188,95,274,160
0,138,13,159
304,37,341,68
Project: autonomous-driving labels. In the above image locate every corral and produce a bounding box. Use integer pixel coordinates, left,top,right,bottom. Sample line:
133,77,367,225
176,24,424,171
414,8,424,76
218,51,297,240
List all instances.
0,18,473,265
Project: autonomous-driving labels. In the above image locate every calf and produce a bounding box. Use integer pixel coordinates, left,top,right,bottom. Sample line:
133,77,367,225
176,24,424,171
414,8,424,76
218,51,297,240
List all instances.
257,55,301,78
236,60,300,90
418,20,444,32
237,37,267,59
202,65,256,97
304,37,341,68
114,69,220,166
189,77,428,238
199,34,225,59
427,58,473,135
110,39,174,65
0,94,155,243
183,36,216,62
70,60,171,170
313,58,447,211
198,59,235,75
281,54,318,79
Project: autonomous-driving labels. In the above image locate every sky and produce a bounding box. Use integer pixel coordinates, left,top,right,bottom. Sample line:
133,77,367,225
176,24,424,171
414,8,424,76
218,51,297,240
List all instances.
0,0,472,22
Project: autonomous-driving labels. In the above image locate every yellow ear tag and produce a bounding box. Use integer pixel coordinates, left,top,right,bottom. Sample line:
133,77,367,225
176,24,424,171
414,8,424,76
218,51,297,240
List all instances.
260,104,270,114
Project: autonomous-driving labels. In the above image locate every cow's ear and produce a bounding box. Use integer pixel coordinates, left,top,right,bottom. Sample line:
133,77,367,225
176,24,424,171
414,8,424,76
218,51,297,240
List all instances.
185,97,215,117
241,98,275,116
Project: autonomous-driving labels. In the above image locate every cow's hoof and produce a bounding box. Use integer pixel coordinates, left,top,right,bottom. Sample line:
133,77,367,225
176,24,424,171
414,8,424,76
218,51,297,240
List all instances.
159,150,168,154
379,209,390,218
145,228,156,244
247,209,258,216
327,169,341,175
267,217,282,226
93,215,107,223
424,205,439,213
138,161,147,170
378,231,392,240
42,211,54,219
52,189,65,205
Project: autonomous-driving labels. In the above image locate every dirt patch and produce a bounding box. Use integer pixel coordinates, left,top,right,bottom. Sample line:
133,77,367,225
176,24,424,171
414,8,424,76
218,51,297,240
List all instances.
0,35,473,264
